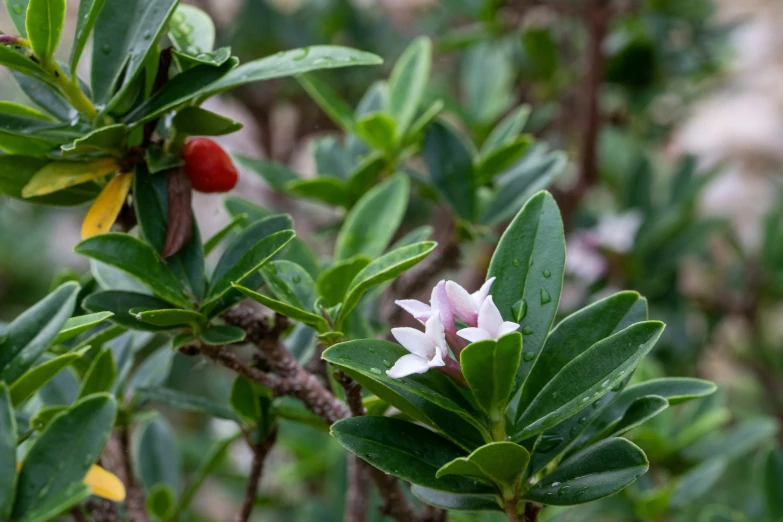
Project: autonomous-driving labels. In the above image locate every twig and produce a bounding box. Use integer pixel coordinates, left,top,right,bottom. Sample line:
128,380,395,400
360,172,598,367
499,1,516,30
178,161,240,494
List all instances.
235,428,278,522
106,427,148,522
335,371,369,522
523,502,542,522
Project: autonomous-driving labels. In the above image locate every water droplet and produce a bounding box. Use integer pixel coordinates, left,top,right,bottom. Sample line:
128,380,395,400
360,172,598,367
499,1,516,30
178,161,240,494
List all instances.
143,31,152,40
522,351,535,362
512,299,527,322
543,269,551,278
12,3,23,14
512,258,521,267
522,326,533,335
293,47,311,61
578,416,587,424
181,23,193,35
558,485,572,498
370,367,381,375
172,12,184,23
383,359,391,368
601,379,610,388
101,44,111,55
580,396,589,404
292,275,301,284
550,391,558,399
551,482,561,487
540,289,551,305
569,425,582,438
368,347,375,354
611,382,624,392
543,492,555,501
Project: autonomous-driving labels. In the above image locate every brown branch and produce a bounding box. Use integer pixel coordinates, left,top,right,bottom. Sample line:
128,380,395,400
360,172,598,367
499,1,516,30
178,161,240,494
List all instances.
235,428,278,522
105,427,148,522
335,371,369,522
523,502,542,522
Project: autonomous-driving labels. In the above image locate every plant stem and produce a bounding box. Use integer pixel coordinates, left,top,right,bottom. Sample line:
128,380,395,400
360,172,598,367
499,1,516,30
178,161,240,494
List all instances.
505,500,521,522
235,428,277,522
490,413,507,441
49,60,98,121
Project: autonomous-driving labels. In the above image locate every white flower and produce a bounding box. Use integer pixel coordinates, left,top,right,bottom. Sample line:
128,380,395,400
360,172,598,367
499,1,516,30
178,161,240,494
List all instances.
387,314,448,379
444,277,495,327
395,280,452,325
457,295,519,343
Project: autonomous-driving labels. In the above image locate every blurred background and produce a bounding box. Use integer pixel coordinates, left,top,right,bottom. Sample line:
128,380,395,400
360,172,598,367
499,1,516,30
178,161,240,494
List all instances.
2,0,783,520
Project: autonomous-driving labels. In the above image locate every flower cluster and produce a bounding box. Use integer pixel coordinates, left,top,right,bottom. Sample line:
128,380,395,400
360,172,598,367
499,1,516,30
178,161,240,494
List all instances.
387,278,520,379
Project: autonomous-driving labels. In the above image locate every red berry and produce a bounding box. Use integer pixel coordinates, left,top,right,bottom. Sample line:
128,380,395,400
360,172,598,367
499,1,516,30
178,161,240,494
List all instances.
182,138,239,193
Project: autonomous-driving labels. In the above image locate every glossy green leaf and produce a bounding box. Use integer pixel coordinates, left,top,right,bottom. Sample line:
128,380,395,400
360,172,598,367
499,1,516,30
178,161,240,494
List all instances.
765,447,783,519
233,284,329,332
136,416,180,493
75,234,192,308
524,438,648,505
487,191,564,393
172,106,242,136
261,260,317,311
230,376,262,424
168,4,214,53
286,177,348,207
78,348,116,398
387,36,431,138
126,345,174,393
346,152,385,204
83,291,179,332
61,124,127,156
145,144,185,174
331,416,491,493
232,155,300,192
200,325,246,345
317,257,371,307
16,482,90,522
460,333,522,420
356,112,397,152
204,230,295,309
172,46,231,70
4,0,29,35
0,384,16,521
202,46,383,98
22,158,119,197
600,395,669,439
124,59,238,124
476,136,532,183
53,312,114,344
411,486,500,512
147,484,176,520
437,442,529,498
297,73,356,133
132,308,205,327
0,155,100,206
0,101,51,120
91,0,178,105
515,321,665,439
337,241,436,325
0,282,79,383
136,387,236,420
335,174,409,260
25,0,65,64
480,106,531,156
12,394,117,519
9,353,81,406
11,72,70,121
423,120,475,220
70,0,106,71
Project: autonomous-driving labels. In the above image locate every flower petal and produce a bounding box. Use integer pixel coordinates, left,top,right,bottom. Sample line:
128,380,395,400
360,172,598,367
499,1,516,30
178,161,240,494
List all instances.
84,465,126,502
391,327,434,359
445,280,478,326
395,299,432,323
457,327,492,343
387,353,431,378
423,314,446,352
471,277,495,306
477,295,504,338
498,321,520,338
431,280,455,331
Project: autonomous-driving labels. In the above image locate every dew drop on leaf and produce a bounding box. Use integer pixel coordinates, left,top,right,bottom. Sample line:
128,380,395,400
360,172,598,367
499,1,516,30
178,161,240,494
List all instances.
512,258,521,267
540,288,551,305
292,275,301,284
522,351,535,362
101,44,111,55
12,3,23,14
543,269,551,278
522,326,533,335
512,299,527,321
370,367,381,375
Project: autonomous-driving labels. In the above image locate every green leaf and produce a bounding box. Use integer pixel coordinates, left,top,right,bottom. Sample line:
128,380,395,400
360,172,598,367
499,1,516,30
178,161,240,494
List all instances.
460,333,522,420
387,36,431,138
515,321,665,439
335,174,409,260
599,395,669,439
9,353,81,406
132,308,205,327
202,46,383,98
232,155,300,192
670,458,727,508
16,482,90,522
765,447,783,519
203,230,296,310
61,124,127,156
317,257,371,307
172,106,242,136
136,416,180,493
75,233,192,308
204,214,247,255
12,394,117,519
91,0,178,105
171,46,231,70
437,442,529,498
480,106,531,156
30,405,68,432
461,40,514,125
168,4,214,53
124,59,238,124
25,0,65,64
83,291,179,332
70,0,106,71
147,484,176,520
346,152,386,204
261,260,317,311
22,158,119,197
523,438,648,505
0,155,100,206
411,486,500,512
127,345,174,393
233,284,328,332
0,282,79,383
297,73,356,133
4,0,29,35
423,120,476,220
476,136,532,183
78,348,116,398
404,100,445,146
337,241,436,326
0,384,17,521
286,177,348,207
177,434,239,513
145,144,185,174
331,416,491,493
136,387,236,420
356,112,397,152
487,191,564,393
230,376,262,424
0,101,52,120
53,312,114,344
200,325,246,345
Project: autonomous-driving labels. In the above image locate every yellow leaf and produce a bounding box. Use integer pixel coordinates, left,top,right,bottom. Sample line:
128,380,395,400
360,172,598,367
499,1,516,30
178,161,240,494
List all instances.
22,157,119,198
15,463,125,502
81,172,132,240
